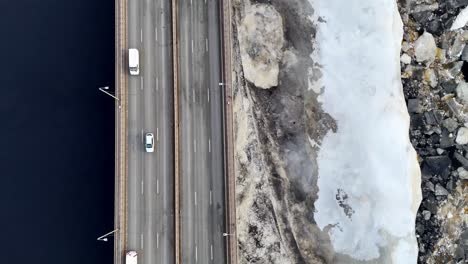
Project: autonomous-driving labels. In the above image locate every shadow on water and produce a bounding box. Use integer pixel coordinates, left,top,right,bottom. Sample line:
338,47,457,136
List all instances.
0,0,115,263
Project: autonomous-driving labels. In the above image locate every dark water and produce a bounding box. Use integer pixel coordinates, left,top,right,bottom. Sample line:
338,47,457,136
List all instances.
0,1,115,263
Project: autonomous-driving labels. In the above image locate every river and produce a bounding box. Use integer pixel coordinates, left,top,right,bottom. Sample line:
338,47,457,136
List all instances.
0,0,115,263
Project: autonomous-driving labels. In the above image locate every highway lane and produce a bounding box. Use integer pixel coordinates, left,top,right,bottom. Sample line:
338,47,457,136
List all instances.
179,0,226,263
127,0,174,263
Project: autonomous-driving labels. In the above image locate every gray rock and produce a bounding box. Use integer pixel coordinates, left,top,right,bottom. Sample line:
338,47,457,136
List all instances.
447,34,466,62
456,127,468,144
424,110,443,125
446,18,457,33
462,44,468,62
414,32,438,63
422,194,438,214
447,0,468,9
401,53,412,64
424,155,452,176
446,179,455,191
411,113,425,129
446,98,467,122
411,11,434,25
427,19,443,36
435,183,449,196
422,210,431,220
443,118,460,132
442,80,458,93
419,242,426,253
462,144,468,153
416,224,425,236
440,128,456,148
454,152,468,168
412,129,422,136
426,181,435,192
445,61,464,79
424,68,438,88
411,4,439,14
421,162,432,179
402,41,411,52
457,167,468,179
461,229,468,243
408,99,422,113
454,245,465,261
456,81,468,104
437,148,446,155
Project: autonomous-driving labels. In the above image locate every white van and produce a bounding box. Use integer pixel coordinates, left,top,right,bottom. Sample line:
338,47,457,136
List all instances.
128,49,140,75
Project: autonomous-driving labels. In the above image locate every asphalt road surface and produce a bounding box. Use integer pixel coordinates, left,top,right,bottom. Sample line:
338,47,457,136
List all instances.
179,0,226,263
127,0,174,263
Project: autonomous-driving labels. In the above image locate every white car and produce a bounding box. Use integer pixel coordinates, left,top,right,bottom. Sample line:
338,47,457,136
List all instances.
145,133,154,152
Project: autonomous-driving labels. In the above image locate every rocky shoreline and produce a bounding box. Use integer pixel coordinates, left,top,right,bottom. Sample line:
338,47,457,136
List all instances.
398,0,468,263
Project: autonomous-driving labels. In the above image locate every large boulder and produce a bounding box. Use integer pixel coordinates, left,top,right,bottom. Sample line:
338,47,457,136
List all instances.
238,4,284,89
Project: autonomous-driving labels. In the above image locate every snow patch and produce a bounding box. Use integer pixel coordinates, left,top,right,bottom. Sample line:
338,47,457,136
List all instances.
310,0,421,262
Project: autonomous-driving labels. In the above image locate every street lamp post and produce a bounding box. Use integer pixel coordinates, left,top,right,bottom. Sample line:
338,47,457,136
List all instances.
97,229,119,242
98,86,120,101
222,232,233,237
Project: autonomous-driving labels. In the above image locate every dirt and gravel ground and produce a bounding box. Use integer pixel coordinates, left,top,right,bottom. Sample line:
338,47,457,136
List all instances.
232,0,337,263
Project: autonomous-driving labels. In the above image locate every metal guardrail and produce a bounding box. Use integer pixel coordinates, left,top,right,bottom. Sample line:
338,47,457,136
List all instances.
172,0,181,263
220,0,238,263
114,0,128,263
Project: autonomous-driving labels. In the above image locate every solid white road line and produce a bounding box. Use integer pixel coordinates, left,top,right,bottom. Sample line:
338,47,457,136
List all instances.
211,244,213,260
140,233,144,249
209,190,212,205
157,232,160,249
208,138,211,153
194,191,197,206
